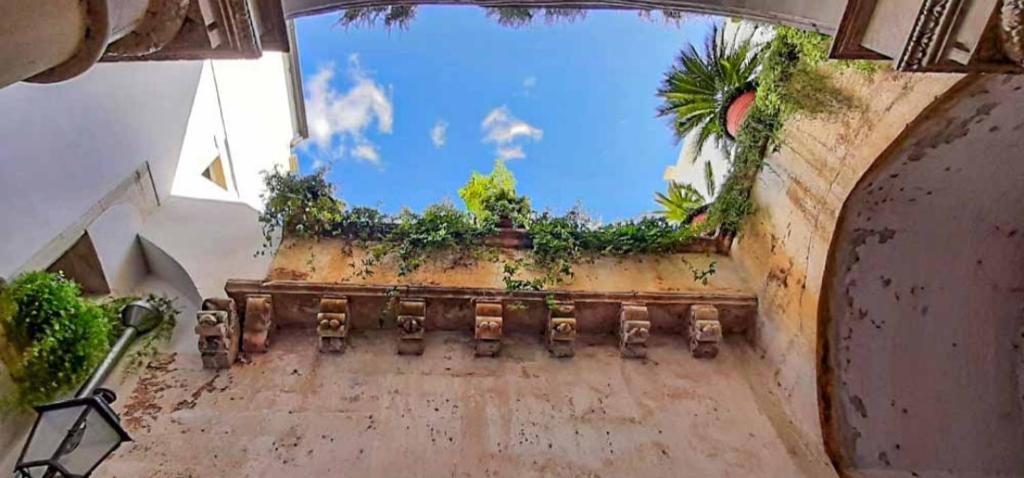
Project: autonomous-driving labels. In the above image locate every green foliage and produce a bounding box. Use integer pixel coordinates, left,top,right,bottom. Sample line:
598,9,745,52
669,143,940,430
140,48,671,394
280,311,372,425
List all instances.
480,189,532,228
504,211,705,289
259,168,345,252
703,160,717,198
0,273,180,410
261,169,711,290
334,207,392,241
458,160,518,221
339,6,683,30
370,203,494,276
0,272,111,408
705,25,882,234
501,262,545,291
655,181,706,223
657,24,762,158
100,294,179,374
486,7,586,27
337,6,417,30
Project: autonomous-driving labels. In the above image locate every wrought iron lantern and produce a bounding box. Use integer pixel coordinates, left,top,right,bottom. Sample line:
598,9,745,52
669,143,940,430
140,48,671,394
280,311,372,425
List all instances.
14,299,164,477
14,389,129,478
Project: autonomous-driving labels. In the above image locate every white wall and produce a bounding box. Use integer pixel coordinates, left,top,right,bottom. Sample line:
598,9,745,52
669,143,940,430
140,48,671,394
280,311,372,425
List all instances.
0,61,203,279
171,53,298,210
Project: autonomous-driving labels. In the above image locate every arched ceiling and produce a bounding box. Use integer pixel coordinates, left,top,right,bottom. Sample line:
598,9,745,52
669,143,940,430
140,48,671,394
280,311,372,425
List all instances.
819,75,1024,476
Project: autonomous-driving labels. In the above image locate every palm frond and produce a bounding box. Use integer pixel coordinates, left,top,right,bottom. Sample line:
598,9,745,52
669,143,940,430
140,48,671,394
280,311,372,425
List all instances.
656,21,765,156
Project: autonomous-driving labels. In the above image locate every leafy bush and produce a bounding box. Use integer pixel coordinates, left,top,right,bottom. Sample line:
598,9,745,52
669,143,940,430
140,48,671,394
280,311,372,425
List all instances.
259,167,345,252
333,206,392,241
0,273,180,409
480,189,532,228
370,203,494,276
458,159,527,225
0,272,111,408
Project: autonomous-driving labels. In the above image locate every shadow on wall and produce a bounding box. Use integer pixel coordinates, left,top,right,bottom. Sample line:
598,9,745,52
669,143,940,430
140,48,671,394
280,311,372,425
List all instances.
819,75,1024,477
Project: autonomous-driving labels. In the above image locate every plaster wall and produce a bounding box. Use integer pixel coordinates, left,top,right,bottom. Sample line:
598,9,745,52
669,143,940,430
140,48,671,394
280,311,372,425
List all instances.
0,61,203,279
730,69,963,446
141,197,277,299
170,53,298,211
270,237,745,295
822,75,1024,477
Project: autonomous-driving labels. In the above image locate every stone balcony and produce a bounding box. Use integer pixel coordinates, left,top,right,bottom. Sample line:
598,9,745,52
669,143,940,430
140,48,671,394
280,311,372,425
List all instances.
202,235,758,364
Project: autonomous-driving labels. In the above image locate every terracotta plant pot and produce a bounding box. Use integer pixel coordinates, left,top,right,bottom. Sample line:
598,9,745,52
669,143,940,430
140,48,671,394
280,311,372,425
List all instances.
725,90,757,138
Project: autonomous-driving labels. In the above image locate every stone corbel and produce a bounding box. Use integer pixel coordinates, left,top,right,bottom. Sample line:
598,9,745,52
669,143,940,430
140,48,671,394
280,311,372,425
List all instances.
688,304,722,359
474,299,503,357
317,296,349,353
619,303,651,359
242,294,273,353
397,298,426,355
195,297,239,369
547,301,577,358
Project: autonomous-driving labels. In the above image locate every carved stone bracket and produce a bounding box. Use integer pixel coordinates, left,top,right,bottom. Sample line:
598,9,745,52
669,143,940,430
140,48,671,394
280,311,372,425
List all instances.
619,303,651,359
474,299,503,357
397,298,426,355
547,301,577,358
242,294,273,353
317,296,349,353
688,304,723,359
195,298,239,369
1002,0,1024,66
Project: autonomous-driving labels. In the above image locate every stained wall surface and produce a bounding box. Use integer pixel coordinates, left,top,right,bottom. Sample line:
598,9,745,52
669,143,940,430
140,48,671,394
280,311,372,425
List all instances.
270,237,745,294
730,69,963,445
821,75,1024,476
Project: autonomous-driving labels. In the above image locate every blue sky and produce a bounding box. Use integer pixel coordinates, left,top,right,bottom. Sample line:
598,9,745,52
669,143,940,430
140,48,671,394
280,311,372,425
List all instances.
294,8,713,222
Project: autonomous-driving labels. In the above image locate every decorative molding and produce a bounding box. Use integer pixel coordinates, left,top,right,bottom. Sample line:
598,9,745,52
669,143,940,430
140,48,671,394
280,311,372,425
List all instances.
1001,0,1024,65
896,0,963,71
195,298,240,368
474,299,503,357
317,296,349,353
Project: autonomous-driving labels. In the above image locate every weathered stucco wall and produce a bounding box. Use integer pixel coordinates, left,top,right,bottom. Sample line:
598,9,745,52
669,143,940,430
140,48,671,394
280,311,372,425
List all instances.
730,69,963,445
270,237,744,294
821,75,1024,476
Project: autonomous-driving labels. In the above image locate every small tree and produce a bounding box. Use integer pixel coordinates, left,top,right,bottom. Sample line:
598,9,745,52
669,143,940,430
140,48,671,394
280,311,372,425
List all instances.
458,159,531,226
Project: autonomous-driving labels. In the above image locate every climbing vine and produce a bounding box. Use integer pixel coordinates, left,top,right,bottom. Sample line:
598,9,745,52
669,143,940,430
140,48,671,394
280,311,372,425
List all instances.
259,169,713,291
707,26,883,233
257,27,876,291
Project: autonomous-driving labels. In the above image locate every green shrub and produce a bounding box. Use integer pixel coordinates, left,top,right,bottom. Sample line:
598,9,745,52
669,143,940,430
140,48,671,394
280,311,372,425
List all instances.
370,203,494,276
259,167,345,252
0,272,111,408
480,189,532,228
457,159,527,224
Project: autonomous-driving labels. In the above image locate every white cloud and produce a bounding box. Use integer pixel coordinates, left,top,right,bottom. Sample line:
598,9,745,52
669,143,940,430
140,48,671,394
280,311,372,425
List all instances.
523,76,537,89
304,54,393,165
481,106,543,150
430,120,448,148
351,143,380,164
496,146,526,160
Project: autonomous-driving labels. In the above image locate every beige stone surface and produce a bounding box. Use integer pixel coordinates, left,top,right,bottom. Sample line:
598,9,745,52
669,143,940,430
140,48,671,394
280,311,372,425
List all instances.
270,238,749,295
99,329,835,477
730,69,964,442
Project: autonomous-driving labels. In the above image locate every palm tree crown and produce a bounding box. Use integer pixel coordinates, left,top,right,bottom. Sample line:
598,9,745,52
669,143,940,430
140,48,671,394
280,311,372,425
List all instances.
655,181,705,223
657,24,762,161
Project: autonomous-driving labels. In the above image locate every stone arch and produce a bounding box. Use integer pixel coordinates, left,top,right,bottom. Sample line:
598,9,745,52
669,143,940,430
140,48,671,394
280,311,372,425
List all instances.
818,74,1024,476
